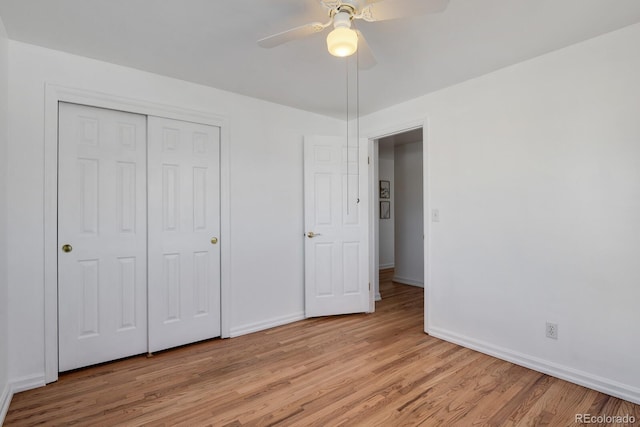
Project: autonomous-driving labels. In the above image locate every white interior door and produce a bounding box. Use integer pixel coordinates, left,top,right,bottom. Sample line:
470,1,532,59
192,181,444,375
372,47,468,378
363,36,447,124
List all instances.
58,102,148,371
304,135,369,317
147,116,221,353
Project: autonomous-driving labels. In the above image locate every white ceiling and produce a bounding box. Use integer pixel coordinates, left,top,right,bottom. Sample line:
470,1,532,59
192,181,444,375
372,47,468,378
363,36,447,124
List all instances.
1,0,640,119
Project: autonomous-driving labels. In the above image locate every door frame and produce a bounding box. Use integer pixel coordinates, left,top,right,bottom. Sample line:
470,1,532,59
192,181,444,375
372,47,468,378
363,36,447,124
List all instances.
43,84,231,383
365,118,431,332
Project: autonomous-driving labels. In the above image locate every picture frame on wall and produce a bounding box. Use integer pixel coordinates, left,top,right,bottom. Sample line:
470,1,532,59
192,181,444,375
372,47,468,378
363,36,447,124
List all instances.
380,201,391,219
379,180,390,199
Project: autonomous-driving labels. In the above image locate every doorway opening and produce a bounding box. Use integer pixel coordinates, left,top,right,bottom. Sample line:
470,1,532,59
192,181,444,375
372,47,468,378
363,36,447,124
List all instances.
372,127,425,305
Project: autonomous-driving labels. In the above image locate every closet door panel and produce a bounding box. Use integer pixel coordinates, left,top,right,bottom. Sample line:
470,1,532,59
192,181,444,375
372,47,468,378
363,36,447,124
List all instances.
58,102,147,371
148,116,221,352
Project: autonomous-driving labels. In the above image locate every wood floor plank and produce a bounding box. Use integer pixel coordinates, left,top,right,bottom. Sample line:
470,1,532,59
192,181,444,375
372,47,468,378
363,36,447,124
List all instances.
5,271,639,426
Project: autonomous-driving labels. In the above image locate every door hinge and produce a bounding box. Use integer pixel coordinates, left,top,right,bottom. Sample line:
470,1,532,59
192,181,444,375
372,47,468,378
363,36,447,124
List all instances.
368,156,370,165
369,282,371,291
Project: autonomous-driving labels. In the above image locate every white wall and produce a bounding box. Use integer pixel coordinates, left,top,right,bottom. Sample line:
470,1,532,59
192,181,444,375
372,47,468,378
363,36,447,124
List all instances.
0,13,10,423
393,142,424,287
378,142,394,269
6,41,344,387
361,23,640,403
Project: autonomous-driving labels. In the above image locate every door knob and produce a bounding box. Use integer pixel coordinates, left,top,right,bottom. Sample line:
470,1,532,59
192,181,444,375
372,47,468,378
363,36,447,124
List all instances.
307,232,322,238
211,237,218,245
62,244,73,253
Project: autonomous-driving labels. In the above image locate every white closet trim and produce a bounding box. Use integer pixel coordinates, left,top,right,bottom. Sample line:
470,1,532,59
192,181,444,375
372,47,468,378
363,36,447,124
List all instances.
43,83,232,383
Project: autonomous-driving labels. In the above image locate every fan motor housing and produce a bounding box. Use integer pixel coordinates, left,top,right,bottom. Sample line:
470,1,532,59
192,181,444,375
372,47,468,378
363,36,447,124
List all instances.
327,1,360,18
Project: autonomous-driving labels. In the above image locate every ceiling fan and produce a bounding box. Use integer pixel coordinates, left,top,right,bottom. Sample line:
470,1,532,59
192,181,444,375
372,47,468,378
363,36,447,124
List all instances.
257,0,450,68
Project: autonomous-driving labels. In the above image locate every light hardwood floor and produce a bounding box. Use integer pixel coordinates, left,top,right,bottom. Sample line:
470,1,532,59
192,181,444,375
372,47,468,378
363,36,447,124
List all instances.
6,269,640,426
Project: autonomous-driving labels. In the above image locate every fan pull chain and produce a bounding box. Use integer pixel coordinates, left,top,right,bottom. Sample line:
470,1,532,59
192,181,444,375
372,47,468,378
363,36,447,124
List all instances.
356,45,360,205
346,55,351,215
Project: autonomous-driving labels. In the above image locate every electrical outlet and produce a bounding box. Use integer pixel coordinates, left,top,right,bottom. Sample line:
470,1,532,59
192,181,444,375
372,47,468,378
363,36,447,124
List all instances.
546,322,558,340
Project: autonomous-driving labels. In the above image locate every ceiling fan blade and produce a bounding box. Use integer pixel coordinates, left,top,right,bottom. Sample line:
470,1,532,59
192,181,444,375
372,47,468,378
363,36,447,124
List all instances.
258,22,327,48
360,0,449,22
355,30,377,69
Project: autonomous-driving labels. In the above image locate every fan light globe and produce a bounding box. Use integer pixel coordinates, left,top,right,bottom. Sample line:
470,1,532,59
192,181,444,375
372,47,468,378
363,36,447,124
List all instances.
326,27,358,57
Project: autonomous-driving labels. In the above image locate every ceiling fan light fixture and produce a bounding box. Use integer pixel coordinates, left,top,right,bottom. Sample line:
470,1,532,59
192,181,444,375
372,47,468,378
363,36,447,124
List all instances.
327,26,358,57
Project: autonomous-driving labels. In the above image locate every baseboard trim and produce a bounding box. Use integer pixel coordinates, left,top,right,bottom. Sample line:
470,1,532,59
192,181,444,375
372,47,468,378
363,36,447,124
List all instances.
379,263,395,270
0,374,46,424
10,374,46,394
428,326,640,405
392,275,424,287
230,312,305,338
375,292,382,301
0,383,12,425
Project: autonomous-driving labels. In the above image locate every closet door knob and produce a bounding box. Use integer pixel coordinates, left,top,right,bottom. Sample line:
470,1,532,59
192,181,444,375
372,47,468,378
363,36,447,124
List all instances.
62,244,73,253
211,237,218,245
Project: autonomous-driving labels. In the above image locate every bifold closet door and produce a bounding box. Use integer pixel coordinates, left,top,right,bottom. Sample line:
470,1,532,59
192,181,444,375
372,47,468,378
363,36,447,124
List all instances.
58,102,148,372
147,116,221,353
